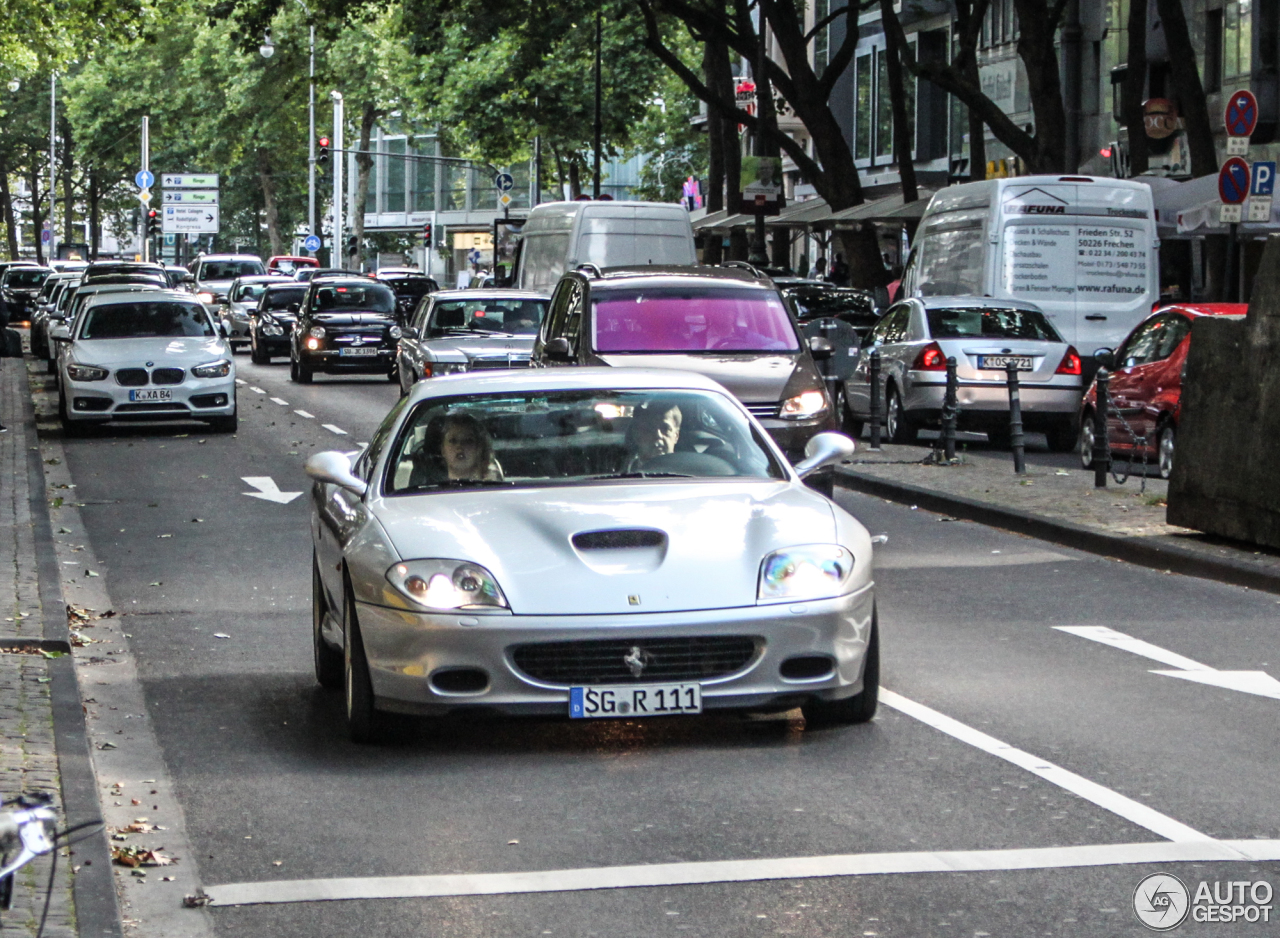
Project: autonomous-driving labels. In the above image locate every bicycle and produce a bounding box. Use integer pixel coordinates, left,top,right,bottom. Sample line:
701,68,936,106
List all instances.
0,792,101,937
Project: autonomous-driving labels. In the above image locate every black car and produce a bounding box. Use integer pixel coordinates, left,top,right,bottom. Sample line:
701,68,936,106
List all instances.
82,261,168,284
289,278,401,383
249,282,308,363
376,272,439,323
294,267,366,283
1,265,52,322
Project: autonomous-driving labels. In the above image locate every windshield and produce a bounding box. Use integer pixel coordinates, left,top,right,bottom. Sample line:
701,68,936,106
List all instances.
788,288,877,325
232,282,269,302
384,389,784,493
200,260,266,280
593,286,800,353
429,297,548,336
5,269,49,289
262,288,306,311
312,283,396,314
85,265,165,283
79,301,215,339
925,306,1061,341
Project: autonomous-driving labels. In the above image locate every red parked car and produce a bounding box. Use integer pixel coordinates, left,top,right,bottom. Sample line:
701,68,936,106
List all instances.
1079,303,1246,478
267,255,319,275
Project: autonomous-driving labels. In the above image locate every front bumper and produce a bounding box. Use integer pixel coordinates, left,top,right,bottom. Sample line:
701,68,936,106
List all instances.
63,374,237,422
344,583,876,717
300,347,396,373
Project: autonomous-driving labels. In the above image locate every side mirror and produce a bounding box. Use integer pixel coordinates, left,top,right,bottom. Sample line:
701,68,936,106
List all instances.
181,273,195,284
808,336,834,360
793,431,855,478
545,336,573,362
1093,348,1115,370
305,451,368,497
401,326,418,340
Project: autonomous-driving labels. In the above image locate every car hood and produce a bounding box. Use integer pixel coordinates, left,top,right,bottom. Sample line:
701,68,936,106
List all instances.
371,481,835,615
423,335,535,362
197,280,235,296
312,312,395,328
596,353,806,404
70,336,229,366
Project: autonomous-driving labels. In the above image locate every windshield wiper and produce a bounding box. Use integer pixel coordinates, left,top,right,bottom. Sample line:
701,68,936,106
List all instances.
584,471,695,480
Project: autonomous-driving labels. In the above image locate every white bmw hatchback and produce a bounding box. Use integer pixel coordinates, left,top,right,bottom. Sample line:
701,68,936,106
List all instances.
58,291,238,434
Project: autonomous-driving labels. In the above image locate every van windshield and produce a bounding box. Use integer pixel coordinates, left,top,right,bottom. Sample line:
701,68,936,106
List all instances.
925,306,1060,341
593,286,800,353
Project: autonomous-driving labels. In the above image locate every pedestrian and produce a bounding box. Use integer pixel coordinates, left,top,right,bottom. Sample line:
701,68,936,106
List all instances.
830,253,850,286
809,255,827,280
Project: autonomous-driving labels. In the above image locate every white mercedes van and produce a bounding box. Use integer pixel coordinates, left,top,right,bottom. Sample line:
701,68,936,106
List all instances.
514,201,697,294
901,176,1158,357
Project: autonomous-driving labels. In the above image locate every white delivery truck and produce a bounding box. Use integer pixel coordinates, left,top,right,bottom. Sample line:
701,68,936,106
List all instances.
901,175,1158,358
514,201,697,294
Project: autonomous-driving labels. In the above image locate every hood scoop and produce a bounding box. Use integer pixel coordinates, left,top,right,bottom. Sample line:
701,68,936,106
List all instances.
572,528,667,574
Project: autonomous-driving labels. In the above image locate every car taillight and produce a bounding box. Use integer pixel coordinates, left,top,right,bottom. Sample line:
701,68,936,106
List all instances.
912,342,947,371
1056,346,1082,375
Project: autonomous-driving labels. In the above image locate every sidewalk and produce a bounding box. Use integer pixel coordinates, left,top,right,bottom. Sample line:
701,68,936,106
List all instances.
0,352,119,938
835,437,1280,594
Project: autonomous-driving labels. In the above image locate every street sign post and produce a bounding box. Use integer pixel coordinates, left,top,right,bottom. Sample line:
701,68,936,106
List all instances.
162,204,220,234
161,174,219,189
1225,90,1258,156
162,190,219,204
135,170,154,189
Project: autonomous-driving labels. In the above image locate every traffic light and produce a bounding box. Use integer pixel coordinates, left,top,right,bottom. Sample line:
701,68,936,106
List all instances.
147,209,161,236
345,235,358,256
422,223,432,247
317,136,330,166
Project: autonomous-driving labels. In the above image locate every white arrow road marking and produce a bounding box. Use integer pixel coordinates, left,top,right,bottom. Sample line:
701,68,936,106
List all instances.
322,424,347,435
270,398,288,406
234,378,246,385
293,410,314,419
1055,626,1280,701
241,476,302,504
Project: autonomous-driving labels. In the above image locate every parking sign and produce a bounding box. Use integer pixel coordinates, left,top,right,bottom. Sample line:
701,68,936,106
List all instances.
1252,161,1276,196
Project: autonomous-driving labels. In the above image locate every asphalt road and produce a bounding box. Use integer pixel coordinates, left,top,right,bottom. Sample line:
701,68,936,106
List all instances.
43,356,1280,937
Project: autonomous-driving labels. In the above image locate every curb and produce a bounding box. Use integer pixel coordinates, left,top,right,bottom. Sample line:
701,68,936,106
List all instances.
20,364,124,938
833,468,1280,597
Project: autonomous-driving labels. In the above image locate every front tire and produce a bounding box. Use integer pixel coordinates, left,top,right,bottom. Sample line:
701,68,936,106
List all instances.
803,611,879,726
313,555,343,689
885,386,916,444
59,391,87,438
291,352,313,384
207,408,238,433
1157,420,1175,480
1079,411,1097,470
250,335,270,364
343,587,381,744
834,385,864,439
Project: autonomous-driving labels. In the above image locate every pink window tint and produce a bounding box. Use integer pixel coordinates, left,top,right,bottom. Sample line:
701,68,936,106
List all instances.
593,289,799,353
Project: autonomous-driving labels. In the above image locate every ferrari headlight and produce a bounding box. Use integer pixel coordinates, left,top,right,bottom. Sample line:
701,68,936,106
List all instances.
66,363,109,381
386,560,509,611
758,545,855,602
309,325,326,338
779,389,828,419
192,359,232,378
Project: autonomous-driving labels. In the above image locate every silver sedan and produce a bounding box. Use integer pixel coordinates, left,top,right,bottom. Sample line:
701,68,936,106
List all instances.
305,367,876,743
841,296,1084,450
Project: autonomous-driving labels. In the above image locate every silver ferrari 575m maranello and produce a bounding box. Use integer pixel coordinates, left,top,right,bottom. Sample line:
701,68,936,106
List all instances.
305,367,877,743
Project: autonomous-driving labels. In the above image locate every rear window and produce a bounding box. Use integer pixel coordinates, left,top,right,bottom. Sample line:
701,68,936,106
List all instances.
80,302,214,339
262,288,306,311
593,287,799,353
311,283,395,314
388,278,435,300
429,298,548,335
232,282,269,302
5,269,49,288
925,306,1060,341
200,260,266,280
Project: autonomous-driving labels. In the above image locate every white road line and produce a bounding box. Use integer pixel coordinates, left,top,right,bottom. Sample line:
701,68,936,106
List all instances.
1055,625,1280,700
293,409,314,419
250,386,266,394
269,398,289,406
203,840,1278,907
879,689,1211,842
322,424,348,435
877,550,1072,570
234,378,246,385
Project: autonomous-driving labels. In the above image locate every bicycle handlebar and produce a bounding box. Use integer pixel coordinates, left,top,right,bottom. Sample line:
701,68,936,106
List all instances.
0,806,57,881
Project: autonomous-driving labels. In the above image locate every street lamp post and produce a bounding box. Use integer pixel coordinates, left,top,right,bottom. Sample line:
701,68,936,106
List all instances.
331,91,344,266
296,0,317,253
49,73,57,264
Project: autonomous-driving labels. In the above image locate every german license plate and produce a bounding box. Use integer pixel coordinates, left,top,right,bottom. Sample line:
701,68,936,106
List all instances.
340,347,378,357
569,682,702,719
128,389,173,402
978,355,1033,371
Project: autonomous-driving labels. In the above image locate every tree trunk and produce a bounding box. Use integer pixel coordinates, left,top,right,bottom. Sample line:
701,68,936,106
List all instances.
1156,0,1216,177
28,163,44,265
880,0,917,202
258,153,284,257
61,115,75,244
569,159,582,200
0,153,17,259
88,168,100,260
353,104,379,270
704,42,725,215
1013,0,1068,171
1122,0,1149,175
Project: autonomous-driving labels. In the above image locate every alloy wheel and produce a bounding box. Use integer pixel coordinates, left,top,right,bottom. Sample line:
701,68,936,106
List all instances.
1158,425,1175,479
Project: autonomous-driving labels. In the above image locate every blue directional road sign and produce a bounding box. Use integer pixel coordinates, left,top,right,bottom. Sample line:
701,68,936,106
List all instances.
1252,161,1276,197
1219,157,1251,205
303,234,322,252
135,170,154,189
494,172,515,192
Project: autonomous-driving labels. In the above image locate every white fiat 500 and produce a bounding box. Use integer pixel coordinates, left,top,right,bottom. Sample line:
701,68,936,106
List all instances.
58,291,237,434
305,367,877,743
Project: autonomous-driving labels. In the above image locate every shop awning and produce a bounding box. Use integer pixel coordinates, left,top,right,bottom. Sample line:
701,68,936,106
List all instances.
824,190,936,225
764,198,831,226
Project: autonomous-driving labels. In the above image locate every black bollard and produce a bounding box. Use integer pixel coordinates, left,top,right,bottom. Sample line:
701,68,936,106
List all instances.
1093,368,1111,488
1006,360,1026,474
941,356,958,461
868,349,882,451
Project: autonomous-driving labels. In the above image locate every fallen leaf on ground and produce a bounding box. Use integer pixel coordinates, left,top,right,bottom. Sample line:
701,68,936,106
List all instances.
183,890,211,907
112,845,177,868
